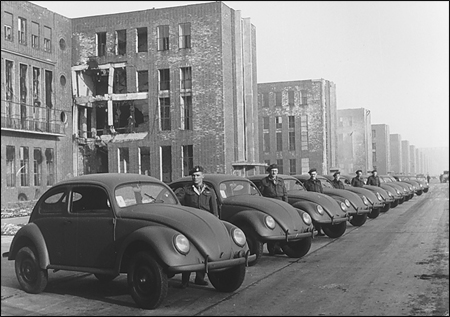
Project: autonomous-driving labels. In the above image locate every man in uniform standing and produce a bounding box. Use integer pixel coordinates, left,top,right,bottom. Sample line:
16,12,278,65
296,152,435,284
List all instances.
351,170,365,187
258,164,288,202
303,168,325,235
175,165,218,288
331,171,346,189
367,169,381,186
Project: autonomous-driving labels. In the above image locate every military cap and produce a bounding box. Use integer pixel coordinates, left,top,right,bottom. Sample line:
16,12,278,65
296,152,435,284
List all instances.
333,171,341,177
355,169,363,174
308,168,317,174
266,164,278,172
371,169,377,173
189,165,204,175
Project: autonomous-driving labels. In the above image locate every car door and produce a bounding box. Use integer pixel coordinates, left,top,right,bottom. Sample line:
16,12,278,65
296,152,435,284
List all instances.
66,185,116,269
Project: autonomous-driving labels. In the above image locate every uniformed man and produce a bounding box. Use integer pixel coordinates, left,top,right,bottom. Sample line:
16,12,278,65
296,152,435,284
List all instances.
258,164,288,202
303,168,325,236
351,170,365,187
331,171,345,189
367,169,381,187
175,165,218,288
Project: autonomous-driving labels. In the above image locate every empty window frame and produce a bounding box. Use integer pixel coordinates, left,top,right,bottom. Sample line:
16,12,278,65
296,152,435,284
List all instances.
18,17,26,44
139,147,150,175
4,12,13,41
372,129,376,138
275,116,282,129
20,64,28,104
263,116,269,130
31,22,39,48
43,26,51,52
137,70,148,92
157,25,169,51
115,29,126,55
96,32,106,56
276,132,283,152
6,146,16,187
180,95,192,130
182,145,193,177
161,146,172,183
301,115,308,150
34,148,42,186
33,67,41,105
263,92,269,108
289,131,296,151
178,23,191,49
20,146,30,187
263,133,270,152
118,147,129,173
288,90,294,106
45,70,53,108
159,69,170,91
5,60,14,101
275,91,282,107
288,116,295,129
276,159,284,174
300,90,308,105
113,67,127,93
160,97,171,131
136,27,148,52
45,148,54,186
290,159,296,175
180,67,192,90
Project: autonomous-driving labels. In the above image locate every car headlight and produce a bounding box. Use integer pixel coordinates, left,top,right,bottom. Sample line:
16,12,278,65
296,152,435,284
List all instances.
388,192,393,197
174,234,190,255
376,192,382,201
419,184,423,188
344,199,351,207
403,188,407,192
265,215,276,229
396,189,400,194
316,205,324,215
362,196,369,205
302,212,312,225
232,228,246,247
340,202,347,211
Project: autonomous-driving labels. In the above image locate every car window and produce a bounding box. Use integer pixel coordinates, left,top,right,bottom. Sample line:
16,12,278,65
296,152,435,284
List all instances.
71,186,111,214
115,182,177,207
319,178,334,188
284,179,305,191
39,188,68,214
219,180,260,198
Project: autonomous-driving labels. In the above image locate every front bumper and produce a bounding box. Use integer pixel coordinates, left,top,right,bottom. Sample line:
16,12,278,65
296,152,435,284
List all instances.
263,230,314,242
346,206,370,216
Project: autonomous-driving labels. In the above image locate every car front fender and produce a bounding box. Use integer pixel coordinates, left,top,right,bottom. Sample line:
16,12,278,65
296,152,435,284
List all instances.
4,223,50,269
290,201,328,222
227,209,284,238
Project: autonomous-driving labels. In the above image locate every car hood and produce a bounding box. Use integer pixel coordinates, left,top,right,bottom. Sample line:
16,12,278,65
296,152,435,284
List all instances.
287,190,342,212
223,195,306,232
118,204,235,260
322,188,366,208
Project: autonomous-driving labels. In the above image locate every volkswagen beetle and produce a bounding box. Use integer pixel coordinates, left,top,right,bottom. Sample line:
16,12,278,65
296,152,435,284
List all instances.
169,174,314,266
248,174,349,238
2,173,255,309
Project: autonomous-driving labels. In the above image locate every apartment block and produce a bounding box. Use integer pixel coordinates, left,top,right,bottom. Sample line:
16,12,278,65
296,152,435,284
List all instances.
337,108,373,174
1,1,73,207
389,134,402,174
401,140,410,174
70,2,261,181
257,79,337,175
371,124,390,174
410,145,416,175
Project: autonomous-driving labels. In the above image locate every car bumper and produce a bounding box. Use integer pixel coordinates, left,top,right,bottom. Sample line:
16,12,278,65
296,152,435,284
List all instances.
346,206,370,216
263,230,314,242
318,216,348,225
167,251,256,273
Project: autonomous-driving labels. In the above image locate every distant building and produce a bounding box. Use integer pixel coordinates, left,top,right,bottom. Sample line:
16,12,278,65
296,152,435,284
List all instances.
389,134,402,174
337,108,373,174
371,124,390,174
1,1,73,207
419,147,449,176
409,145,416,175
257,79,337,175
401,140,410,174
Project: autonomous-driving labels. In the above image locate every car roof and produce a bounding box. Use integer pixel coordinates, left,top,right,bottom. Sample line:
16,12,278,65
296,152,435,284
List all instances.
56,173,162,188
247,174,298,180
171,174,254,185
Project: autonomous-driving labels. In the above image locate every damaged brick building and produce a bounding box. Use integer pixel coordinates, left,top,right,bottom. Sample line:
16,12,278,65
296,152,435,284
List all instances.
257,79,338,175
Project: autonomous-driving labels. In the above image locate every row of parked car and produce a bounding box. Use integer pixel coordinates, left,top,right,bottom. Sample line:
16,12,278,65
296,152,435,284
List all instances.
3,171,429,309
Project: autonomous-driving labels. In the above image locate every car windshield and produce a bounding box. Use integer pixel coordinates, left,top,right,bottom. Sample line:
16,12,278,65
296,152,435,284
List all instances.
219,180,260,199
284,179,306,191
319,178,334,188
115,182,178,207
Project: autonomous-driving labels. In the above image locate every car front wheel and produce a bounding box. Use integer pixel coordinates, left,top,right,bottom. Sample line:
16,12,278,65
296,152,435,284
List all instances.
208,264,246,292
322,221,347,238
241,226,263,266
15,246,48,294
127,251,168,309
349,214,367,227
368,208,380,219
282,237,312,258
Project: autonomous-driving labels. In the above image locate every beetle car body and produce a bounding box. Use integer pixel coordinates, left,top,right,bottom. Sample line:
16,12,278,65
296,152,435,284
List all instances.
169,174,314,265
293,174,370,227
394,175,425,196
381,175,415,200
248,174,349,238
3,173,255,309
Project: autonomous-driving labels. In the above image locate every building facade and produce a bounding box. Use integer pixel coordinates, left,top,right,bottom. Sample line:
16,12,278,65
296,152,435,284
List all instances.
409,145,416,175
401,140,410,175
257,79,337,175
70,2,261,181
336,108,373,174
371,124,390,174
389,134,402,174
1,1,73,207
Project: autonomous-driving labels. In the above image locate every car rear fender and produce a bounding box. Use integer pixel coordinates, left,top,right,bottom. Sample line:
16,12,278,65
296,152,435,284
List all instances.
116,226,204,270
228,209,279,238
5,223,50,269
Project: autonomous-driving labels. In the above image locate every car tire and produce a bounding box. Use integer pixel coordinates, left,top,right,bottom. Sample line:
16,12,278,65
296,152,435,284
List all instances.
15,246,48,294
241,226,263,266
390,200,399,208
322,221,347,238
208,263,246,292
381,203,390,213
368,208,380,219
127,251,168,309
94,273,118,283
349,214,367,227
416,190,423,196
282,237,312,258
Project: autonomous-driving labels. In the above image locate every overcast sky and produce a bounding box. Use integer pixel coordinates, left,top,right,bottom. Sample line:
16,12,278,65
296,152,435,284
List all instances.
29,1,449,149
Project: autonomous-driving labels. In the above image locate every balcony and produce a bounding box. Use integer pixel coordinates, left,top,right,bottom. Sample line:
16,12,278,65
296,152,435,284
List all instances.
1,99,66,136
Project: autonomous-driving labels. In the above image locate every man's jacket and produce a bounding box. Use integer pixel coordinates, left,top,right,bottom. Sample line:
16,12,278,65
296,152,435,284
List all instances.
259,176,288,202
176,184,219,217
303,178,324,193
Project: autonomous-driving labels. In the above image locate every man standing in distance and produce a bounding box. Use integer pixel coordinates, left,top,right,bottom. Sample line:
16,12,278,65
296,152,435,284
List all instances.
331,171,345,189
351,170,365,187
175,165,218,288
367,169,381,187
